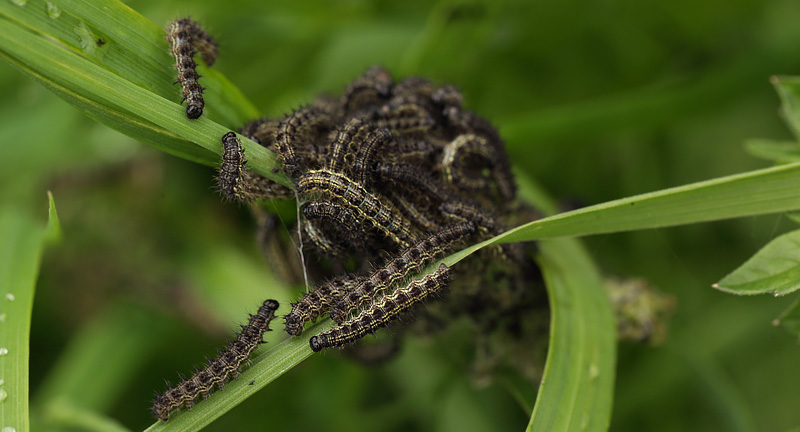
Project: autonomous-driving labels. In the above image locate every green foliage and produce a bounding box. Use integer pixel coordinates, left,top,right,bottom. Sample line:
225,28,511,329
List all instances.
0,195,58,432
528,239,615,432
713,229,800,296
2,0,800,431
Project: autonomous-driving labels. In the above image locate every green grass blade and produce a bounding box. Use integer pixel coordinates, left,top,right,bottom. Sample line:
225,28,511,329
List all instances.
0,0,258,127
527,238,616,432
0,204,53,432
712,229,800,296
486,162,800,247
142,327,321,432
0,3,291,187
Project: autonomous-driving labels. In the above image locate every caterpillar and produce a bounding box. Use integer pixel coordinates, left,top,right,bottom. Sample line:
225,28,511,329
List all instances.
283,276,365,337
442,110,516,200
274,106,332,178
296,169,421,248
352,128,393,184
165,18,218,119
342,66,393,111
151,299,279,421
328,222,475,323
310,264,451,352
217,132,291,201
327,118,366,173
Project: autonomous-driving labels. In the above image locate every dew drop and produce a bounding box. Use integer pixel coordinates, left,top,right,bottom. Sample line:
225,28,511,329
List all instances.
73,22,96,55
0,314,5,323
0,348,7,356
0,389,7,403
8,0,26,6
45,2,61,18
5,294,13,302
2,426,16,432
0,379,4,385
774,292,782,298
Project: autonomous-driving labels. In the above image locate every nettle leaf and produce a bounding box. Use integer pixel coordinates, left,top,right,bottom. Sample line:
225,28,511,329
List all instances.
713,229,800,296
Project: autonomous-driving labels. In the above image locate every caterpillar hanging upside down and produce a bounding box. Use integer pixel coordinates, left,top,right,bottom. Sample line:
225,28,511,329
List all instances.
156,17,545,421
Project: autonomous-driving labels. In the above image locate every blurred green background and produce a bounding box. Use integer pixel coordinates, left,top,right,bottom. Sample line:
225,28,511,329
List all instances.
2,0,800,430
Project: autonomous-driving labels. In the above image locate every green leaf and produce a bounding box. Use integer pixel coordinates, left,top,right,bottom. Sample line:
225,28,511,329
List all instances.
0,0,258,127
713,229,800,296
527,238,616,432
772,294,800,340
0,205,53,432
0,1,291,188
744,139,800,164
459,162,800,250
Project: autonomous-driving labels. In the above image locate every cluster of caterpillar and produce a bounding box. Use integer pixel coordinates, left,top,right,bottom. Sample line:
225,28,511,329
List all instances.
283,222,475,337
161,15,544,421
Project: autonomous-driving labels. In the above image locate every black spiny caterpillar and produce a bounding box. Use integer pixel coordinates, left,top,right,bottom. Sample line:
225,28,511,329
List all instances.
166,18,218,119
310,264,452,352
151,300,279,421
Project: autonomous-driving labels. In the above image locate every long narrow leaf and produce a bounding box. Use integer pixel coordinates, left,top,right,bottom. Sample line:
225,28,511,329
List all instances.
0,5,291,187
0,0,257,126
527,238,616,431
0,198,58,432
489,162,800,246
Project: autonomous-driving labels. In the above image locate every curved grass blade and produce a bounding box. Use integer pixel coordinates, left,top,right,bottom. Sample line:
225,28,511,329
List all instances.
712,229,800,296
527,238,616,432
0,197,59,432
